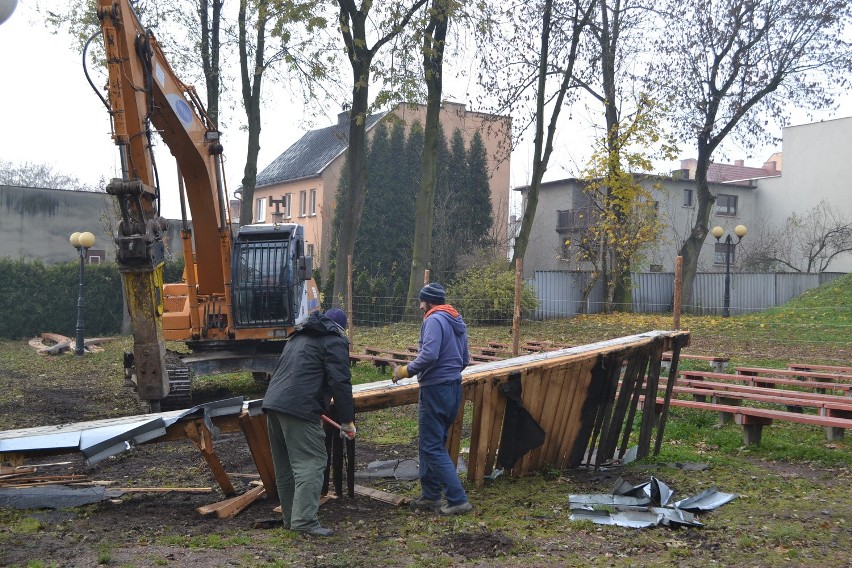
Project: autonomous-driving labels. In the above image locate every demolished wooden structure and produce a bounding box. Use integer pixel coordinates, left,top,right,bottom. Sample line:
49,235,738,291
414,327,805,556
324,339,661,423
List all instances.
349,330,690,485
2,330,690,511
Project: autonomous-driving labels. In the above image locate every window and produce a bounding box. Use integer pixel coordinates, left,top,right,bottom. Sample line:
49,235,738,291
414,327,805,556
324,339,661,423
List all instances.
714,242,735,265
284,193,292,219
299,190,307,217
683,188,694,207
306,244,315,257
716,194,738,216
309,188,317,216
560,238,572,259
255,197,267,222
87,250,105,264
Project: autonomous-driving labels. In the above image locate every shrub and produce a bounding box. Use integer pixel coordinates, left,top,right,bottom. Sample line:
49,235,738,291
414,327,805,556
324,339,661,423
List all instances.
450,262,538,325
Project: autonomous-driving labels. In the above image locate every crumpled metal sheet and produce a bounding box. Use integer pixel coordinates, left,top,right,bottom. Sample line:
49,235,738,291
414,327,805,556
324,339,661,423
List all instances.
675,487,738,511
568,477,734,529
355,458,420,481
0,485,123,509
0,397,246,465
568,494,651,507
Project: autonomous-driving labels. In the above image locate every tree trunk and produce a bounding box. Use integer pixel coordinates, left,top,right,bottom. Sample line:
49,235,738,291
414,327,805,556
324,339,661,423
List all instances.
677,146,714,307
332,58,371,309
406,0,448,317
237,0,268,228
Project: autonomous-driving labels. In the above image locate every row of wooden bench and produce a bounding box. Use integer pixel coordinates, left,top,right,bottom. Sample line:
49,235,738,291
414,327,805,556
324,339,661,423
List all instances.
351,340,576,371
654,365,852,444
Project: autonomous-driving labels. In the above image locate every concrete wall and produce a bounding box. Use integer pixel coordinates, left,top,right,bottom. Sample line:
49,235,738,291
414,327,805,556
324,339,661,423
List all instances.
1,185,186,266
754,116,852,272
0,185,116,264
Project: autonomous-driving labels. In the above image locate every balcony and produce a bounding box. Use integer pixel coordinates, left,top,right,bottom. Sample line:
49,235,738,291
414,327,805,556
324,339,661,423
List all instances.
557,208,596,231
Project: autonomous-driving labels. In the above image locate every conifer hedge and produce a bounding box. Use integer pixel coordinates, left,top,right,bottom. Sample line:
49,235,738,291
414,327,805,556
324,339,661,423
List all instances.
0,258,184,340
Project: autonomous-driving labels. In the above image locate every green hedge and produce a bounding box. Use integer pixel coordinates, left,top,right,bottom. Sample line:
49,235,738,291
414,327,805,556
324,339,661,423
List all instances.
0,258,185,340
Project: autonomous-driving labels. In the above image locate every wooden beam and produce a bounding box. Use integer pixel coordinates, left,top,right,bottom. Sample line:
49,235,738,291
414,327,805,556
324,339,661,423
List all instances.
196,484,265,518
184,419,236,497
354,484,410,506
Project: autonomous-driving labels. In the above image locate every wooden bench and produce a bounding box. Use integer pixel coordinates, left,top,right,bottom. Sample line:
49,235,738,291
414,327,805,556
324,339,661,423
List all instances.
363,346,416,361
649,396,852,445
735,366,852,394
348,353,410,373
655,382,852,440
680,370,852,395
735,366,852,382
788,363,852,375
661,352,729,373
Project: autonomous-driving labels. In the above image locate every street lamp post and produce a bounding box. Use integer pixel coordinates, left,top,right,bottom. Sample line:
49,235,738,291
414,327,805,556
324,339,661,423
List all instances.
70,231,96,355
711,224,747,317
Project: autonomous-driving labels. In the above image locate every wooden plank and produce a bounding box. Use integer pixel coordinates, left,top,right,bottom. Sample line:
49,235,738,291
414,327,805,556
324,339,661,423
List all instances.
543,362,579,466
538,366,572,467
483,379,508,477
681,371,852,393
466,383,485,482
238,412,277,501
788,363,852,374
735,367,852,382
473,379,496,485
516,368,545,476
447,386,468,466
196,484,266,518
184,419,236,497
557,358,597,468
529,367,560,470
354,484,410,506
554,359,594,467
117,487,212,493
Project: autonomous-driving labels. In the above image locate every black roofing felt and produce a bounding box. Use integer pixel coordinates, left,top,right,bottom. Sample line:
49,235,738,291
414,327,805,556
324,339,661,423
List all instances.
255,111,387,188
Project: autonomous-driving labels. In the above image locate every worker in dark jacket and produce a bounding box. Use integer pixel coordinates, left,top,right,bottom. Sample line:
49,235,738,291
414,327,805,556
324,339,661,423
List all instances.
393,283,472,515
262,308,355,537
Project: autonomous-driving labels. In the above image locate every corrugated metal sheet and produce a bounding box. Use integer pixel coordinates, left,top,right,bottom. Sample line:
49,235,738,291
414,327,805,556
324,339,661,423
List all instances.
632,273,674,313
529,271,604,319
529,271,848,320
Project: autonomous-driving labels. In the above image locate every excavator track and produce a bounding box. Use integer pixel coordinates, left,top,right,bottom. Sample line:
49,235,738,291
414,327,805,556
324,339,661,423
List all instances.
159,352,193,411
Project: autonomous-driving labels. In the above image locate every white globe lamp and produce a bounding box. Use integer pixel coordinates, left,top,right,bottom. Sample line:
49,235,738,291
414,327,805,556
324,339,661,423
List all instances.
0,0,18,26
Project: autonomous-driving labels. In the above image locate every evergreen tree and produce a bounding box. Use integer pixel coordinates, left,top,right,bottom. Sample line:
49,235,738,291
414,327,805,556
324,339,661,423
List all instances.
430,123,455,281
355,122,392,275
465,131,494,247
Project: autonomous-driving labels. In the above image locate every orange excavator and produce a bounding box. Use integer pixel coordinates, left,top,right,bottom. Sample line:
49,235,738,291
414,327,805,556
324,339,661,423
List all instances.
95,0,319,411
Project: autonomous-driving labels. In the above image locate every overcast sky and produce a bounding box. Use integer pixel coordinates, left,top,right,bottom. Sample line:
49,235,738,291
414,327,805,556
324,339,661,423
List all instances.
1,0,850,222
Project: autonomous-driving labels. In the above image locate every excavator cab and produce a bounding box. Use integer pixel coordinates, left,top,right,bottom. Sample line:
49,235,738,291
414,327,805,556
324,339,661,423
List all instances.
231,223,313,330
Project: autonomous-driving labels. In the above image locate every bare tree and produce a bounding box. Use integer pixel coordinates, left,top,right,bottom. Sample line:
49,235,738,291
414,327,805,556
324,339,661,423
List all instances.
476,0,596,267
237,0,335,226
656,0,852,305
745,201,852,273
0,160,102,192
331,0,429,309
405,0,451,313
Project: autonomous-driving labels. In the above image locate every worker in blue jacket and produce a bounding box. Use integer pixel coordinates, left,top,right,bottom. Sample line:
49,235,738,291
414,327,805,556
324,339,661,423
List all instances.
393,283,473,515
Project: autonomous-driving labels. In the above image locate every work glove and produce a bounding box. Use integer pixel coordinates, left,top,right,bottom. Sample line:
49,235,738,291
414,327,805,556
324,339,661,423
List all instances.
340,422,356,439
392,364,410,384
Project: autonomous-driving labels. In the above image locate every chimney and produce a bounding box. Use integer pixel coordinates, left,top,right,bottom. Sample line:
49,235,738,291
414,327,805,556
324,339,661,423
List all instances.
764,161,777,173
734,159,744,167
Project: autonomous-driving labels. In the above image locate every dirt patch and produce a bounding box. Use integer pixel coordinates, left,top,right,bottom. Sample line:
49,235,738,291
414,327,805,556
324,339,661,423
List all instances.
438,528,515,559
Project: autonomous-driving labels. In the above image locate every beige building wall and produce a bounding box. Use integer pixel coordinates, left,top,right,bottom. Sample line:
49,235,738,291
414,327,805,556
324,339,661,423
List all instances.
256,102,512,281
